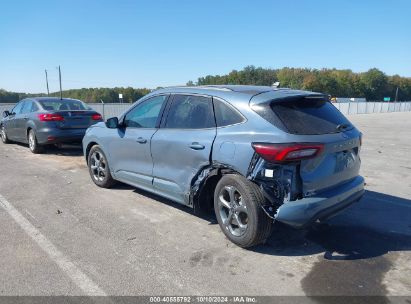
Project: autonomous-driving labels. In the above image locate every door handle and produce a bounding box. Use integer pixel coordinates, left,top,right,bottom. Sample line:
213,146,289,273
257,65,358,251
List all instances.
136,137,147,144
189,142,205,150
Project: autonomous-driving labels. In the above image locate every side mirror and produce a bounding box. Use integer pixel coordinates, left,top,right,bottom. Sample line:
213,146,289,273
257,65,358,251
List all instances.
105,117,119,129
2,110,10,118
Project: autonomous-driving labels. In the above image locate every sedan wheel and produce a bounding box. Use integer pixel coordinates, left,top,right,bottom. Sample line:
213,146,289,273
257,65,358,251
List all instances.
1,125,10,144
28,130,43,154
28,132,35,150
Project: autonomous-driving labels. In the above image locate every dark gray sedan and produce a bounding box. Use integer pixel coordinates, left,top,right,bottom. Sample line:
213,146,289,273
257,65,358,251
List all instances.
1,97,102,153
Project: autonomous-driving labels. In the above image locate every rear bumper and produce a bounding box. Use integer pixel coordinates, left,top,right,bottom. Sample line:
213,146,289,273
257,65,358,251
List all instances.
275,176,364,228
36,128,86,144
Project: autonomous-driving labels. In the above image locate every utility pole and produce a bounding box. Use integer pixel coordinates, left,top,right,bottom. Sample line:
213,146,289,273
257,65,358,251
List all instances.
58,65,63,100
100,99,105,119
44,70,50,96
395,87,399,102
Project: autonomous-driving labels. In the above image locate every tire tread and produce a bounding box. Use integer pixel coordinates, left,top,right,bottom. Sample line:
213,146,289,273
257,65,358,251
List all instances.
214,174,272,248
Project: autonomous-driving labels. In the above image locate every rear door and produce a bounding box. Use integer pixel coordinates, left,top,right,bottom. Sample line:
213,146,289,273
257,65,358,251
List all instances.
252,94,362,195
107,95,169,191
151,94,217,205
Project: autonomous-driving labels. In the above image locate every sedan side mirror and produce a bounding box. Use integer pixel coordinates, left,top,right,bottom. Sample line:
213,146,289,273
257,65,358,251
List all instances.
2,110,10,118
105,117,119,129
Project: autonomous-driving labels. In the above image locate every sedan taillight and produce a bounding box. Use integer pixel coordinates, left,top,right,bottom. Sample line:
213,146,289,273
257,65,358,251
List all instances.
38,113,64,121
91,113,102,121
252,143,324,162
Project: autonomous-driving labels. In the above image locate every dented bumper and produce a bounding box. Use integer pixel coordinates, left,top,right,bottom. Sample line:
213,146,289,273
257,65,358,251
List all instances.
275,176,364,228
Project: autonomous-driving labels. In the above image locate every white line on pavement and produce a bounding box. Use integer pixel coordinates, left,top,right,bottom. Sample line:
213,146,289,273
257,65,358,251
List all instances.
0,193,107,296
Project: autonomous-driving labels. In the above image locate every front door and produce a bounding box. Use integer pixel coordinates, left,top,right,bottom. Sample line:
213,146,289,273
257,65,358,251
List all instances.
108,95,168,191
6,101,25,141
151,94,217,205
15,100,33,141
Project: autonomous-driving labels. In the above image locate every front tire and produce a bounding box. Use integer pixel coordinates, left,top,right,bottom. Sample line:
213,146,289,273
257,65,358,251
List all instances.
214,174,272,248
1,125,10,144
88,145,116,188
28,130,43,154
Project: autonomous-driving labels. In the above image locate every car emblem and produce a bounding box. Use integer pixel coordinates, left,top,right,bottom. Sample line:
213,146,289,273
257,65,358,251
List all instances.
68,112,72,117
341,132,349,139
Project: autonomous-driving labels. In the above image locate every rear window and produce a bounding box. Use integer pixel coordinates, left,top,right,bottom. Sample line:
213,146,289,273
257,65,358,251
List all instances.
213,98,245,127
39,99,90,111
253,96,352,135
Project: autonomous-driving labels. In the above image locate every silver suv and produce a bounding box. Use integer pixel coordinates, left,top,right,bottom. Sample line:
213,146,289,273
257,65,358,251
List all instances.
82,85,364,248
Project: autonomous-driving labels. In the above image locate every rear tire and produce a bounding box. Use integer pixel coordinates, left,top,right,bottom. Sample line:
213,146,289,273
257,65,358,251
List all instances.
28,130,43,154
1,125,10,144
214,174,272,248
88,145,116,188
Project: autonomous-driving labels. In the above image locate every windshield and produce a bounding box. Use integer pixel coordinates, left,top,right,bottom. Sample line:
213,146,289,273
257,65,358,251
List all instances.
39,99,91,111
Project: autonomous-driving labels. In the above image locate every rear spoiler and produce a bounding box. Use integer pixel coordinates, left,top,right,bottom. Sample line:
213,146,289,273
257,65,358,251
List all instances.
249,91,327,107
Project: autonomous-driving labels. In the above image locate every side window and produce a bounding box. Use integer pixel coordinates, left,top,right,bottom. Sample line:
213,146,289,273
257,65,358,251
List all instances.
31,102,39,112
21,101,33,114
165,95,215,129
213,98,245,127
124,95,167,128
11,102,24,115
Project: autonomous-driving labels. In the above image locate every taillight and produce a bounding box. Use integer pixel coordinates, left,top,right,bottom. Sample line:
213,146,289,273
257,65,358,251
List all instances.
38,113,64,121
252,143,324,162
91,113,102,120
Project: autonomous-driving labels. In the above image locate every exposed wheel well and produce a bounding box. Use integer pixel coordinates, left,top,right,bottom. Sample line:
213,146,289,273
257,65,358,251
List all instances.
85,142,98,163
194,168,243,215
196,174,221,214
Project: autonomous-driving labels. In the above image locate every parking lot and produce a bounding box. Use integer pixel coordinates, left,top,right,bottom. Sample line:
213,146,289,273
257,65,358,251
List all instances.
0,112,410,297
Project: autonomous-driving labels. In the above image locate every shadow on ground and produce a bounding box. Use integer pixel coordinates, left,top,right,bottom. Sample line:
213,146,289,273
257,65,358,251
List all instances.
128,185,218,224
255,190,411,297
253,190,411,259
122,185,411,297
43,144,84,157
123,185,411,260
117,185,411,259
13,142,84,157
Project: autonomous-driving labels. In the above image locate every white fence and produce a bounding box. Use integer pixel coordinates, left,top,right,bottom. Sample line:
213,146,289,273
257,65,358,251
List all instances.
333,101,411,115
1,101,411,119
86,103,131,119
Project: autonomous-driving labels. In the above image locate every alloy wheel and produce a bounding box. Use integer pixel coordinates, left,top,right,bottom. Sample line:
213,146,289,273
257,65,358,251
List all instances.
217,185,249,237
28,132,35,151
1,126,6,142
90,150,107,182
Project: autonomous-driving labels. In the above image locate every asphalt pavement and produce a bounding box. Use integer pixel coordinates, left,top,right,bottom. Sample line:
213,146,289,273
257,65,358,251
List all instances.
0,112,410,297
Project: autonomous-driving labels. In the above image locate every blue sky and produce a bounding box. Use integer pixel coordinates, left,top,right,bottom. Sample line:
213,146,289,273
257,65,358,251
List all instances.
1,0,410,93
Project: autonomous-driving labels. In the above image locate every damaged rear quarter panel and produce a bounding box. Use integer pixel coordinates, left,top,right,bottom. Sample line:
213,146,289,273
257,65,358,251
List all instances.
196,112,297,216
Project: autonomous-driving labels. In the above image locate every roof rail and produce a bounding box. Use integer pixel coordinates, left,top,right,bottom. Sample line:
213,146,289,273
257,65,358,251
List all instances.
196,85,234,91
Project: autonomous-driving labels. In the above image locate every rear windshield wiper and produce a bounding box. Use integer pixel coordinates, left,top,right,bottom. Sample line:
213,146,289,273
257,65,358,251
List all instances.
336,123,351,132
